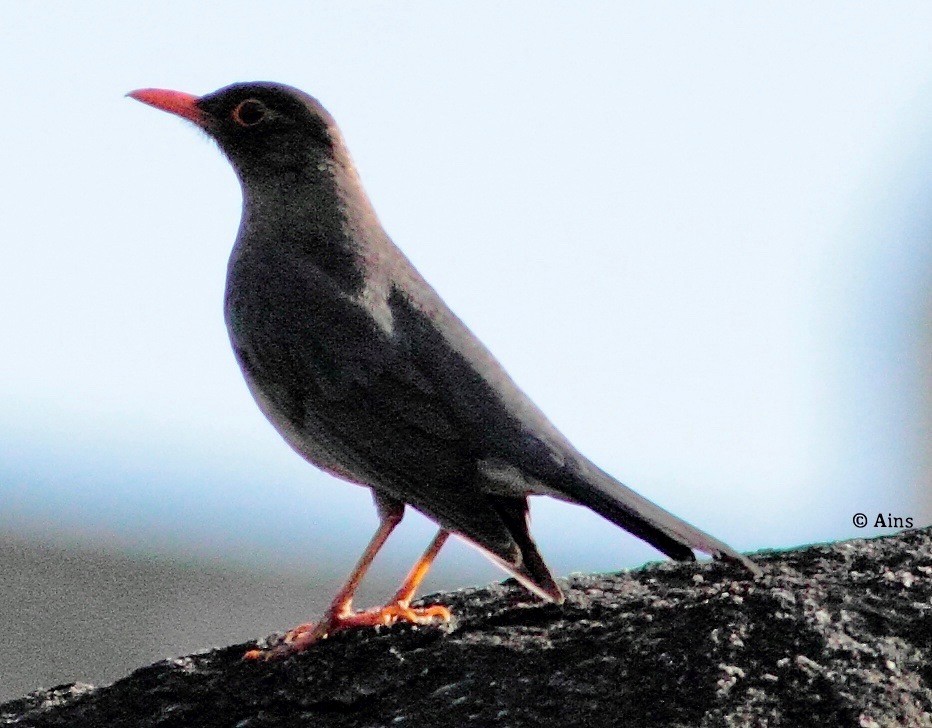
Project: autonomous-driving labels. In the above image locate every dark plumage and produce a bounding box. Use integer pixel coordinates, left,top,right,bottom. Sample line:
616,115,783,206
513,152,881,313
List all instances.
129,82,759,657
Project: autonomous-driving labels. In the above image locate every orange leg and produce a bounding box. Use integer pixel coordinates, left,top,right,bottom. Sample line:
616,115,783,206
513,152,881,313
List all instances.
380,528,451,623
245,518,451,660
244,508,402,660
392,528,449,604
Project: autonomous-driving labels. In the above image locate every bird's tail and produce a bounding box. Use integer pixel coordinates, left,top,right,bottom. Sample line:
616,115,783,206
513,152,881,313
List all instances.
557,459,761,576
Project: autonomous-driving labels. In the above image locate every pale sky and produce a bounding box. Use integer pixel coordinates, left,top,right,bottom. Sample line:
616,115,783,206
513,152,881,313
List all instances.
2,3,931,586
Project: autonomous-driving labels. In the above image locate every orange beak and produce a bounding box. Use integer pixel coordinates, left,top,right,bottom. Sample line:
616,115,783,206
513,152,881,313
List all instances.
127,88,205,125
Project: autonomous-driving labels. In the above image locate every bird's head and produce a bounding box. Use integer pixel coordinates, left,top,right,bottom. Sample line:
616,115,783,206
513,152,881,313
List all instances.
128,82,344,185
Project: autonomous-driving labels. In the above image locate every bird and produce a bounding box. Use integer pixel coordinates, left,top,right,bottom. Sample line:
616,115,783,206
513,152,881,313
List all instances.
128,82,760,659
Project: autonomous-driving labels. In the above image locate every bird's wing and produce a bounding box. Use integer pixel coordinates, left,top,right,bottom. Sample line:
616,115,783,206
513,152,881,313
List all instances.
384,262,579,476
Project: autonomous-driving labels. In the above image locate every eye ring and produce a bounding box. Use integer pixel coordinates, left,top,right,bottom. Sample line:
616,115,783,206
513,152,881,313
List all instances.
232,99,267,127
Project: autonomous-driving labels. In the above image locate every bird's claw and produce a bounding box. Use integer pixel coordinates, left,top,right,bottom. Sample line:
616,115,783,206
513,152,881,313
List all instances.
243,602,451,661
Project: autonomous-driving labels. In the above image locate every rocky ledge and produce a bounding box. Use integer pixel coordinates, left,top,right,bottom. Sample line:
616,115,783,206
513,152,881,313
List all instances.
2,528,931,727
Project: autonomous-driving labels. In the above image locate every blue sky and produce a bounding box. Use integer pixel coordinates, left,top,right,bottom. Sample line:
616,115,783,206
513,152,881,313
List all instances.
2,3,931,586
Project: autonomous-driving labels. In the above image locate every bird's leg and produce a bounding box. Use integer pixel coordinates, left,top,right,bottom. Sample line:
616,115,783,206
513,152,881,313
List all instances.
244,500,404,660
295,528,451,635
376,528,451,623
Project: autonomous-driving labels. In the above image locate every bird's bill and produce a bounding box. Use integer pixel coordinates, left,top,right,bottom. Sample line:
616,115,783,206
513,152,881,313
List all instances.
127,88,205,125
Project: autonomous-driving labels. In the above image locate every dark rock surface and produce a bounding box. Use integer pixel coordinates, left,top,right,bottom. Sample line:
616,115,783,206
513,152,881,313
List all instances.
3,528,931,728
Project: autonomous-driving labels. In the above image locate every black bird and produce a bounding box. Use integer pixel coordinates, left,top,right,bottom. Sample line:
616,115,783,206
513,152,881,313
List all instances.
129,83,759,658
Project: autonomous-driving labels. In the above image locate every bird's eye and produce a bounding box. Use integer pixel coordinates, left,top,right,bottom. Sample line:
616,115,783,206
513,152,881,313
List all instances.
232,99,267,127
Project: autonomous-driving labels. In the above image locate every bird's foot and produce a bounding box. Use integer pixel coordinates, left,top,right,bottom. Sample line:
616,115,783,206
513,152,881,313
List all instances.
243,602,451,661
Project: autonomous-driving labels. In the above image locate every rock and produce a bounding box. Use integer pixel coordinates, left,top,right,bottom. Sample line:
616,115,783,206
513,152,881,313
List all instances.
3,528,931,728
